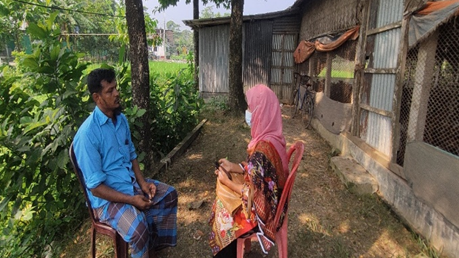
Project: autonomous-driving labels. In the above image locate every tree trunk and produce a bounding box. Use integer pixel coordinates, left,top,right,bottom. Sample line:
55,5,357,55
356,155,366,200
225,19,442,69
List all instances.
193,0,199,91
228,0,247,115
125,0,152,171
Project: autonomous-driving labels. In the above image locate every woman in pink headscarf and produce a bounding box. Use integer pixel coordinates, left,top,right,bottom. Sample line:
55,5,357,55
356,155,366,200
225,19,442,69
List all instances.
209,84,288,257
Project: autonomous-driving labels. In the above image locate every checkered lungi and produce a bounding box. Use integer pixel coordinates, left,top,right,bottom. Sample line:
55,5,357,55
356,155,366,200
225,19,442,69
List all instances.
94,179,177,258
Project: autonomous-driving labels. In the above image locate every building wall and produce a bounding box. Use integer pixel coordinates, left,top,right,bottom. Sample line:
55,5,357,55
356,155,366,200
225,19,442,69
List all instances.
299,0,360,41
198,15,300,102
297,0,459,256
199,24,230,94
242,20,273,90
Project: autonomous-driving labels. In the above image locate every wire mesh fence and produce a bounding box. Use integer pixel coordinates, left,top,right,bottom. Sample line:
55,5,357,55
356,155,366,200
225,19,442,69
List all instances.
398,16,459,165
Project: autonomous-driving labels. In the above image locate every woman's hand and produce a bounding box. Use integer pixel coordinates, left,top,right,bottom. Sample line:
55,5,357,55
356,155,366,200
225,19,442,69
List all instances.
215,167,231,185
217,158,234,173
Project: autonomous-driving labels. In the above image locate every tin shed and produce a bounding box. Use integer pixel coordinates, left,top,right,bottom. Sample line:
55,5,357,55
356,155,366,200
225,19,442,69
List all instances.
184,9,301,103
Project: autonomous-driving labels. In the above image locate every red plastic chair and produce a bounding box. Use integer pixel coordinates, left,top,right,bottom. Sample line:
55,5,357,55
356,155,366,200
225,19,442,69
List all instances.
236,141,305,258
69,143,129,258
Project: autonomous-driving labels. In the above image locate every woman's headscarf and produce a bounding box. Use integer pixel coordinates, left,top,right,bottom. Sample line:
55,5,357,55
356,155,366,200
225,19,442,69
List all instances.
246,84,288,173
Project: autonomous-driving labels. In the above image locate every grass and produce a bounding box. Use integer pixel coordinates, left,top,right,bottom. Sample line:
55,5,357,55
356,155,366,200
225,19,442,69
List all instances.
86,61,189,77
149,61,188,76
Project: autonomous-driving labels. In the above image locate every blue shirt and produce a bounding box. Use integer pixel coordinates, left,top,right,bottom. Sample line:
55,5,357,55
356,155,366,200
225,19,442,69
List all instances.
73,106,138,208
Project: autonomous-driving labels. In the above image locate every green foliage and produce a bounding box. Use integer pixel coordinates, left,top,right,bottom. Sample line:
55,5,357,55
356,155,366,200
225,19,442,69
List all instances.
0,8,201,258
0,14,90,257
204,95,230,112
157,0,231,11
201,6,230,18
110,2,161,49
147,62,203,158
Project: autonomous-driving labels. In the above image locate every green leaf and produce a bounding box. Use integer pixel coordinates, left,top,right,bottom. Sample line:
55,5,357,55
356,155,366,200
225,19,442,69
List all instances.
118,45,126,64
27,23,47,39
56,150,68,169
37,65,54,74
137,108,146,117
47,12,59,29
0,196,11,212
22,58,39,71
23,121,48,134
50,45,61,61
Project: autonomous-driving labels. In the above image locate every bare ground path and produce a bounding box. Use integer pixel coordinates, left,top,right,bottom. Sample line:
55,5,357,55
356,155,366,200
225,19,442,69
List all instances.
62,105,441,258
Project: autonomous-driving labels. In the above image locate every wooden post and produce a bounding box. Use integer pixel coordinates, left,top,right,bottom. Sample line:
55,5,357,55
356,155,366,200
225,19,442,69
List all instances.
406,31,439,142
352,0,370,136
391,14,410,164
325,52,332,97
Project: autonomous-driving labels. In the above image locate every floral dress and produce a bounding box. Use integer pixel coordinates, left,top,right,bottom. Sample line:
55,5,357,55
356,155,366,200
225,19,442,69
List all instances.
209,140,287,256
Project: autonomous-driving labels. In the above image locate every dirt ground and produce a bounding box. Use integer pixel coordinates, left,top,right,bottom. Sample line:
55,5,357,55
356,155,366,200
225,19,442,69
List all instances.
62,104,442,258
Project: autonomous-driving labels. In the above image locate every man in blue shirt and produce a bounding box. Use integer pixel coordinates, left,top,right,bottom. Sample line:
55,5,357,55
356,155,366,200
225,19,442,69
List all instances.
73,68,177,258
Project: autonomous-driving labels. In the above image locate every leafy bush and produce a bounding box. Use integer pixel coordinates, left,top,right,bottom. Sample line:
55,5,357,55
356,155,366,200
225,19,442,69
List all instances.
0,13,90,257
0,15,201,257
149,68,203,158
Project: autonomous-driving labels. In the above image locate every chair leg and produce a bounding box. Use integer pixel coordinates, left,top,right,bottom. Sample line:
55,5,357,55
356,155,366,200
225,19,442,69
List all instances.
236,237,252,258
244,238,251,253
276,223,288,258
117,234,129,258
91,228,96,258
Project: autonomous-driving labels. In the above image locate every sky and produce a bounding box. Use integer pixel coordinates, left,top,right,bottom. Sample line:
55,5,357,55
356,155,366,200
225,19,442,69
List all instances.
142,0,297,30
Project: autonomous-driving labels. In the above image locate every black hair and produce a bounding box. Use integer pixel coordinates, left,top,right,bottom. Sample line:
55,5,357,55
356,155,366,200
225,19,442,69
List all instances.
87,68,116,94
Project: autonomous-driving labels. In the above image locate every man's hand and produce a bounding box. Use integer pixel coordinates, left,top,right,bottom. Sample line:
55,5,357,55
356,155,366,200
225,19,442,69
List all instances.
132,195,153,210
141,181,156,201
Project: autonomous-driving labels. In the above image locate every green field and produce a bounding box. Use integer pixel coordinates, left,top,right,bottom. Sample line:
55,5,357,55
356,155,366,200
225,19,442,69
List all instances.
149,61,188,76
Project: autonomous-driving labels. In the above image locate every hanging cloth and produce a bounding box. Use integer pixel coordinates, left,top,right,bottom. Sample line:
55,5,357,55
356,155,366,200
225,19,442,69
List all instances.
408,0,459,48
293,25,360,64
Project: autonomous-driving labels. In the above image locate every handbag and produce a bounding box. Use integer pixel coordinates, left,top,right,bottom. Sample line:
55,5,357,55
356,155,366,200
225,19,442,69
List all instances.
215,172,245,216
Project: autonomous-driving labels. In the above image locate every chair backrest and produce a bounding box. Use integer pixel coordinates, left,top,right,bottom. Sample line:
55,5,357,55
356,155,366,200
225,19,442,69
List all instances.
273,141,305,228
69,142,97,223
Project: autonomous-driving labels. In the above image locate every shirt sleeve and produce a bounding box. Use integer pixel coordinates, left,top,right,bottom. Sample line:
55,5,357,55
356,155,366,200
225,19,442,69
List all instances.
74,132,106,189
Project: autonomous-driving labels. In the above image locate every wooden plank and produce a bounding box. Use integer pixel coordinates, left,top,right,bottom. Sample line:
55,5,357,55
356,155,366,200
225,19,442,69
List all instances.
360,103,392,117
352,0,370,136
155,119,208,175
391,14,410,165
407,31,438,142
325,52,332,97
366,21,402,36
364,68,397,74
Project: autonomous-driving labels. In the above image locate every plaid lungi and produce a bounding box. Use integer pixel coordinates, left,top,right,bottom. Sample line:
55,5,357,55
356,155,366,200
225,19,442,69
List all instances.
95,179,177,258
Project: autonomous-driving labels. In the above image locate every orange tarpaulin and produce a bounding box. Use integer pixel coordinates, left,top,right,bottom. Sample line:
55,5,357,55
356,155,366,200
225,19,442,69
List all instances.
293,25,360,64
315,25,360,52
416,0,459,15
293,41,315,64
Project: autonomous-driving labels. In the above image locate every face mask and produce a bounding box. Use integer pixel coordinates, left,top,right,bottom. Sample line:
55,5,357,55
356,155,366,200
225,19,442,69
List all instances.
245,109,252,127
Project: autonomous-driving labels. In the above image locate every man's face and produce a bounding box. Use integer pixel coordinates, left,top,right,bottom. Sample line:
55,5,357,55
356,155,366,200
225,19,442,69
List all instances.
94,79,120,114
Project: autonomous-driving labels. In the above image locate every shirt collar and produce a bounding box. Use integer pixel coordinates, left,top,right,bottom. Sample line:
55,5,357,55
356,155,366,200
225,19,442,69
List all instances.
93,106,111,126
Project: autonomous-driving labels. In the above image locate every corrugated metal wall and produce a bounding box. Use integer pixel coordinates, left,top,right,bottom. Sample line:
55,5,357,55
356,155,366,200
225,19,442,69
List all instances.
199,24,229,93
198,14,300,102
361,0,403,157
243,21,273,89
271,33,297,102
271,15,301,103
299,0,359,40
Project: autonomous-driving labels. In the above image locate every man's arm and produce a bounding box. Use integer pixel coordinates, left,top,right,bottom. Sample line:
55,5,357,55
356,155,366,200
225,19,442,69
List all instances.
131,159,156,199
90,183,152,210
